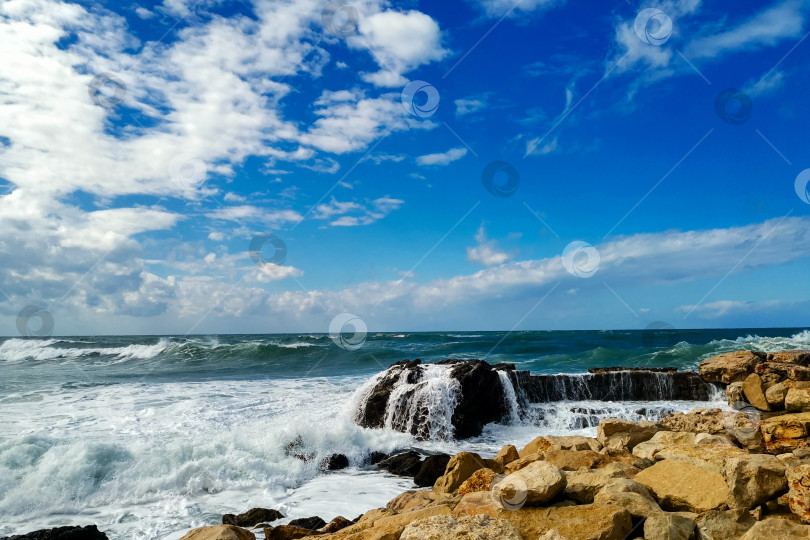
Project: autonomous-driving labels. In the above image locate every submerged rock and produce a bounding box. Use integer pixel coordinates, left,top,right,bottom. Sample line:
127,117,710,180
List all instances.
320,453,349,471
287,517,326,530
222,508,283,527
0,526,109,540
377,451,423,477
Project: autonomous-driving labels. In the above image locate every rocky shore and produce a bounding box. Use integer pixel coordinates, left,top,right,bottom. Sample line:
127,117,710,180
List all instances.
9,349,810,540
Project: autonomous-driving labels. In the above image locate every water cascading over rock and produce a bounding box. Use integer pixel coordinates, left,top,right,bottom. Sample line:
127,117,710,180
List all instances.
353,359,714,440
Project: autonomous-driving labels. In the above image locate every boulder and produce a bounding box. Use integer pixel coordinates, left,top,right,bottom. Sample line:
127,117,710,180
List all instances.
373,505,453,530
594,490,661,519
369,451,388,464
659,409,728,436
547,436,602,452
492,461,565,507
767,381,792,407
742,373,772,411
787,388,810,412
634,460,728,513
1,526,109,540
385,490,456,514
287,517,326,530
543,449,602,471
739,518,810,539
787,464,810,523
414,454,451,487
400,514,523,540
321,454,349,471
322,516,353,533
438,359,511,439
724,454,788,509
355,359,423,430
505,452,543,473
768,351,810,365
520,436,553,458
727,382,745,405
377,451,423,477
433,452,486,493
695,508,756,540
597,418,660,452
222,508,283,527
180,526,255,540
699,351,764,383
457,468,497,495
643,514,696,540
694,433,736,446
564,462,632,504
631,431,696,461
760,412,810,454
452,492,633,540
492,445,520,468
652,444,746,474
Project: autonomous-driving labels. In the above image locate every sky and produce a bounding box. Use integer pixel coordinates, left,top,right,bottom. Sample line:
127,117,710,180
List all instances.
1,0,809,336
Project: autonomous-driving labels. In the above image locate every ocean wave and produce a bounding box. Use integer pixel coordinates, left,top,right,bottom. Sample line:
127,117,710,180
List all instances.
0,338,169,363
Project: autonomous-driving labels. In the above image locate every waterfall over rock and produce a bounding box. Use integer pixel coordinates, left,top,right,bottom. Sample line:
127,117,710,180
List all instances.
353,360,714,440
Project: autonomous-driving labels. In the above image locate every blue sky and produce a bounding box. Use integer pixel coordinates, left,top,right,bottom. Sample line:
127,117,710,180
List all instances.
1,0,809,335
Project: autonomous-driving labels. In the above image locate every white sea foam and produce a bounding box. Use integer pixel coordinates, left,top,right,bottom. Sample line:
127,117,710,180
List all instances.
0,338,169,363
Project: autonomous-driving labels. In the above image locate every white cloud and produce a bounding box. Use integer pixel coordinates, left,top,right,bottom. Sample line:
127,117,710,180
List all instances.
743,69,786,98
312,196,404,227
205,206,303,225
455,96,488,117
475,0,563,18
684,0,806,60
352,10,450,87
677,299,785,318
466,224,515,267
525,136,559,156
416,147,468,166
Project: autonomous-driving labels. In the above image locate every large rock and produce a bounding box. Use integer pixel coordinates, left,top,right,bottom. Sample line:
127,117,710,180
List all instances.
597,418,660,452
414,454,451,487
452,492,633,540
564,463,632,504
699,351,764,383
180,526,255,540
377,451,423,477
543,449,602,471
727,382,745,405
739,518,810,539
643,514,696,540
222,508,283,527
438,360,511,439
787,464,810,523
634,460,728,513
767,381,792,407
520,436,553,458
724,454,788,509
742,373,772,411
760,412,810,454
695,508,756,540
287,517,326,530
492,445,520,468
356,360,423,429
400,514,523,540
594,479,661,518
492,461,566,506
787,388,810,412
631,431,697,461
0,526,109,540
768,351,810,365
547,436,602,452
458,468,498,495
659,409,728,435
433,452,486,493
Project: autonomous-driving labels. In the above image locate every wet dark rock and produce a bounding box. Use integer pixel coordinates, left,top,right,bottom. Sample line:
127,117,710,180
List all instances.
413,453,451,487
222,507,284,527
0,526,108,540
284,435,315,462
369,451,388,464
588,366,678,374
377,450,423,476
320,453,349,471
355,359,422,429
437,359,510,439
524,370,711,402
263,525,312,540
287,516,327,530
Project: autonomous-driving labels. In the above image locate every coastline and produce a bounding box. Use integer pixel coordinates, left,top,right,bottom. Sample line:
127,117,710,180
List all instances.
8,349,810,539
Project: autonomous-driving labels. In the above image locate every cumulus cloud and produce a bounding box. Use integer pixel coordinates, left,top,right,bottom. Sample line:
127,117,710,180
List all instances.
416,147,468,166
467,225,515,266
313,197,404,227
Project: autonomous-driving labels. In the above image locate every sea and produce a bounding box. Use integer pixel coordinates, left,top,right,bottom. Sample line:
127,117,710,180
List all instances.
1,328,809,539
